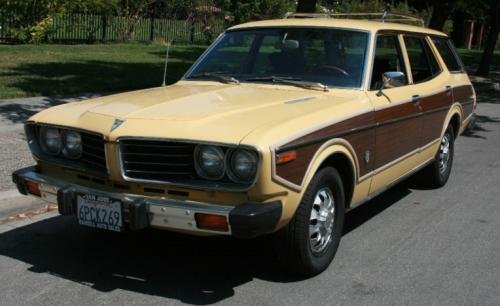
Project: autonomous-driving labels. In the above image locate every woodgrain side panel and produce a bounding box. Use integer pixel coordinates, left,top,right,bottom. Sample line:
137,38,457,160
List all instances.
374,115,421,168
283,112,375,148
420,91,452,144
274,87,469,188
275,143,322,186
453,84,474,119
421,110,448,143
276,112,375,185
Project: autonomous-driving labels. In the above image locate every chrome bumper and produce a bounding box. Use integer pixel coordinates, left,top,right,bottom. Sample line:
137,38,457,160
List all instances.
12,167,282,238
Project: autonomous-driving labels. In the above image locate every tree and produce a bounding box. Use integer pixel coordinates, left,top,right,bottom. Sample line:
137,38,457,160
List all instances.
114,0,154,41
297,0,316,13
427,1,455,31
476,0,500,76
218,0,294,24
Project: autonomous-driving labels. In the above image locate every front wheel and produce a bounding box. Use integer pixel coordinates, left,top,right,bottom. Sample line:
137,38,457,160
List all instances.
273,167,345,277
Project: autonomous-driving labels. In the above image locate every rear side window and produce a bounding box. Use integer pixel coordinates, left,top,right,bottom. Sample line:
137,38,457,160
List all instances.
431,37,464,72
404,36,441,83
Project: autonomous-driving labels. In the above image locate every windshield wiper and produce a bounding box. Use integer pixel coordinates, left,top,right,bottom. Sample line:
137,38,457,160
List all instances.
245,76,329,92
188,72,240,84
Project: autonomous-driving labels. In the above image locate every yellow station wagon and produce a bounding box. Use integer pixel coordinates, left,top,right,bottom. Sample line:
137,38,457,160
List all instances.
13,13,476,276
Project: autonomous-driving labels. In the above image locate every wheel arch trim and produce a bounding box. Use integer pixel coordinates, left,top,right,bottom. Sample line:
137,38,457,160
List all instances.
442,103,463,139
271,138,359,193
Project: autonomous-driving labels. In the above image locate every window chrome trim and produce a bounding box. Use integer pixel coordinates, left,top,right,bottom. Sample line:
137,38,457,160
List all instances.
116,136,262,192
402,34,444,85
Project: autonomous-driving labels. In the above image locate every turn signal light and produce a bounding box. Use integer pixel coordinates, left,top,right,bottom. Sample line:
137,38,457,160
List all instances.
276,150,297,165
25,180,41,197
195,213,229,232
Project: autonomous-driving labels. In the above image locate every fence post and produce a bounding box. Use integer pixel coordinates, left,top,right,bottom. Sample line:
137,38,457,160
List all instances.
190,23,195,44
0,11,3,39
149,16,154,41
101,15,107,42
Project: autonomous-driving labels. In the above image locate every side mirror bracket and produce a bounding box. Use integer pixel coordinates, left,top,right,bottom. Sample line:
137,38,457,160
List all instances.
376,71,406,100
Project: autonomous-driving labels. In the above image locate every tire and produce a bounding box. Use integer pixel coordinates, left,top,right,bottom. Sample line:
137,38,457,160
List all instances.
274,167,345,277
419,125,455,188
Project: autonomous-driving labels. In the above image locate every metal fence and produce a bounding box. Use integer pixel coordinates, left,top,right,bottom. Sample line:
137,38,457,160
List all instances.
0,13,227,44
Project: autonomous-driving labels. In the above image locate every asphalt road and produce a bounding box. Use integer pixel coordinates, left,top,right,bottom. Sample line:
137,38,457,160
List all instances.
0,92,499,305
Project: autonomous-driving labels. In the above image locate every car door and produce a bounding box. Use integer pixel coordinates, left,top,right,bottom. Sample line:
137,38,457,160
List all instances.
402,35,453,150
366,33,424,194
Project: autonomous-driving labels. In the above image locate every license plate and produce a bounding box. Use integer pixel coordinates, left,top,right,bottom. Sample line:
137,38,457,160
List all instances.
77,194,123,232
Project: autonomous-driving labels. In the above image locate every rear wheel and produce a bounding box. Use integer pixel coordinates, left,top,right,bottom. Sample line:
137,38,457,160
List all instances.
274,167,345,277
419,125,455,188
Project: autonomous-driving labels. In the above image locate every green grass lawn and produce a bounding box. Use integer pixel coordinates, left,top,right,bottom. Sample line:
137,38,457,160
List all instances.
457,48,500,67
0,43,497,100
0,43,207,99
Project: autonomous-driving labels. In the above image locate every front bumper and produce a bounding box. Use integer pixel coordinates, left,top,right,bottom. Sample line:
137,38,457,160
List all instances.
12,167,282,238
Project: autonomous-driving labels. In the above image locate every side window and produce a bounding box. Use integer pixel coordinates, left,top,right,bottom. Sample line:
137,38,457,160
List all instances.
370,35,407,90
404,36,441,83
431,37,464,72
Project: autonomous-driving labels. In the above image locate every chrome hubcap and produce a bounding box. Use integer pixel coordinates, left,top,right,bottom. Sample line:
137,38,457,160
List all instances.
438,134,451,174
309,187,335,254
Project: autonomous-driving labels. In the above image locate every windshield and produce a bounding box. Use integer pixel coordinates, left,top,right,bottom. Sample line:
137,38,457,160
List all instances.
185,27,369,89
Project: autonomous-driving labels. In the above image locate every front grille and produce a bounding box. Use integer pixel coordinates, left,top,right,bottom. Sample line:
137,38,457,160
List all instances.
120,139,195,182
80,132,107,173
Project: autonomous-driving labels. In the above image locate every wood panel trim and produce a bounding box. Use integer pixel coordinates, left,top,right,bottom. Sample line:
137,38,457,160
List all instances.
272,85,471,190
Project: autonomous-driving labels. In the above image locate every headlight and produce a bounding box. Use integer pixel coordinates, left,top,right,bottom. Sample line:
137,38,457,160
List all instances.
194,145,226,180
227,149,258,183
39,126,61,155
62,130,82,158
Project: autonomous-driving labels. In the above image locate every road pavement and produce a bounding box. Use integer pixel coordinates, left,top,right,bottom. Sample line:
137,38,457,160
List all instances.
0,92,499,305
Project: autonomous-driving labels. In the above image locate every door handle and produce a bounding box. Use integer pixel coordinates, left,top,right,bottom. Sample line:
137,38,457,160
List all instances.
445,85,452,95
411,95,421,104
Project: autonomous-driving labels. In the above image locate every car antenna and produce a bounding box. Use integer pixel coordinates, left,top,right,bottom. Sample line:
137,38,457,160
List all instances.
161,41,171,87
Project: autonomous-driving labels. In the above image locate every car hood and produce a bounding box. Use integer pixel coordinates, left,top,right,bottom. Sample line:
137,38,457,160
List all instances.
30,81,362,144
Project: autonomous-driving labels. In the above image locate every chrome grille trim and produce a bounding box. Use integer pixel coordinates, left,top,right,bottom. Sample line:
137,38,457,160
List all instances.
119,139,196,181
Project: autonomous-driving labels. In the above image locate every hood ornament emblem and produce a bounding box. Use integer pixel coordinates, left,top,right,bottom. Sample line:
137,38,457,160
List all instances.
111,118,125,132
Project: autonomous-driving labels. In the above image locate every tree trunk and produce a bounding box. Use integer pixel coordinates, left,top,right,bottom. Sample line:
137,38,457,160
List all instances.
451,10,467,47
428,1,454,31
467,21,475,50
296,0,317,13
476,3,500,76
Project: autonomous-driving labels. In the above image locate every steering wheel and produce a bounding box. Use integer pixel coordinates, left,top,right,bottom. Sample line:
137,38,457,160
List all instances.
313,65,351,78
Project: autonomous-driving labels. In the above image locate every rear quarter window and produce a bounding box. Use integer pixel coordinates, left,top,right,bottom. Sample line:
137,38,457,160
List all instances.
432,37,464,72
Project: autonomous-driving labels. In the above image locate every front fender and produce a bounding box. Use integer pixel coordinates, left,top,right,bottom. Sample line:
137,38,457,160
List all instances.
273,139,359,225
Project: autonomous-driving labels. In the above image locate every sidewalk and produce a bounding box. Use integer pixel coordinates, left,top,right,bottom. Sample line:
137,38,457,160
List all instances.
0,94,100,222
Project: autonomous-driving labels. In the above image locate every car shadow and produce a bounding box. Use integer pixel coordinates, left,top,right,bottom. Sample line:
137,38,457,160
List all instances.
462,114,500,139
0,180,414,304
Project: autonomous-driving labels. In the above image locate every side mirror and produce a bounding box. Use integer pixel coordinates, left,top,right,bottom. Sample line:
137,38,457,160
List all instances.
275,39,300,50
381,71,406,89
376,71,406,98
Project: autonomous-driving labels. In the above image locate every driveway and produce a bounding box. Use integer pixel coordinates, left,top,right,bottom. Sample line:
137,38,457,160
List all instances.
0,90,499,305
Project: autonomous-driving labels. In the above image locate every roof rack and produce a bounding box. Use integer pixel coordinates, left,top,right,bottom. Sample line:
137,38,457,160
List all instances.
283,12,425,27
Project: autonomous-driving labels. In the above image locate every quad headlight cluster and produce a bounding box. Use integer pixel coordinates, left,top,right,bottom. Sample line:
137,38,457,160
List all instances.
39,126,82,159
194,145,259,184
